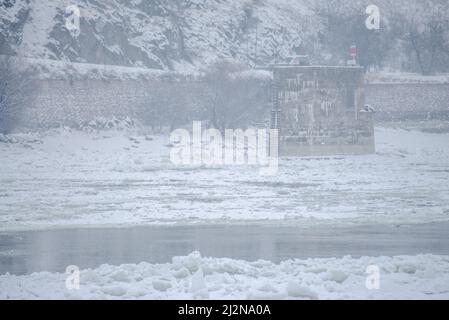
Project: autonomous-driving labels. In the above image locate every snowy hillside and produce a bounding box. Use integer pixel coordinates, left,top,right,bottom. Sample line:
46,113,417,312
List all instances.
0,0,322,72
2,0,448,73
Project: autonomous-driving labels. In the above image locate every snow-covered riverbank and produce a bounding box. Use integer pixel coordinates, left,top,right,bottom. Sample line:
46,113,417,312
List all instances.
1,126,449,231
1,252,449,300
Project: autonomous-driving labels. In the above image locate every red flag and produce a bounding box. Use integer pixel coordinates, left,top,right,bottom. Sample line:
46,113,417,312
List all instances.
350,45,357,57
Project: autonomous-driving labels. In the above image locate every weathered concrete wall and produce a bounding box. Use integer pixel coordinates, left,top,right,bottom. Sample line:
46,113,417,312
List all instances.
23,79,209,129
22,77,270,130
21,78,449,131
365,83,449,121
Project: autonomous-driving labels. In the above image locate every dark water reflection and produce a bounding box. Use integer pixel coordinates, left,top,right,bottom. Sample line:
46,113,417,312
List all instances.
1,223,448,275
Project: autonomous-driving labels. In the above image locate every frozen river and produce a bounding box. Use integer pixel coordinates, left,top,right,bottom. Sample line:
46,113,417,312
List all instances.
1,127,449,230
1,222,449,276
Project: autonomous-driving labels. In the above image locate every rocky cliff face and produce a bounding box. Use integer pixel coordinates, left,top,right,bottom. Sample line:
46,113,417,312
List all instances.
0,0,322,71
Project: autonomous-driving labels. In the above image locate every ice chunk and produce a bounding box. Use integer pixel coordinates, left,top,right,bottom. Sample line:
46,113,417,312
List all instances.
325,270,349,284
190,268,207,293
110,270,130,282
173,251,202,272
101,286,127,297
398,263,417,274
286,282,319,299
152,279,172,292
173,267,190,279
257,282,278,293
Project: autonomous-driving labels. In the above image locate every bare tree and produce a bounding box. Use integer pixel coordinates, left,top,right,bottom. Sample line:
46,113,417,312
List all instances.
138,79,191,133
391,0,449,74
0,56,37,134
203,59,270,132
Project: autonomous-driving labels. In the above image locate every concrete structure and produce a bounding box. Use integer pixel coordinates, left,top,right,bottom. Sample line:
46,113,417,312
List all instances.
270,66,375,157
20,71,448,138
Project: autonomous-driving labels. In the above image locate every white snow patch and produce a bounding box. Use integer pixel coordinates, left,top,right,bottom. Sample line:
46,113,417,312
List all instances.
1,253,449,300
